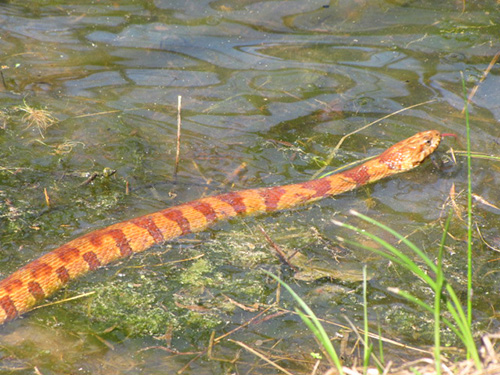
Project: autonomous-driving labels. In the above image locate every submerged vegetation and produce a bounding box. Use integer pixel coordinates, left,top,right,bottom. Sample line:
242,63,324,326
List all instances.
0,1,498,371
1,96,499,373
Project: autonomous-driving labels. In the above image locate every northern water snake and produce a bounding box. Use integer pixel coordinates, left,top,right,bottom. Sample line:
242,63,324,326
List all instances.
0,130,443,324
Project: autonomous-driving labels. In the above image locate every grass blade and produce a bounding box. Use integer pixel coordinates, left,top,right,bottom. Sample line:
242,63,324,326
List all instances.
265,271,344,374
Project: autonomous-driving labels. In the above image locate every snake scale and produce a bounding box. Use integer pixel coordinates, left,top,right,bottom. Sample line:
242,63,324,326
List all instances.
0,130,443,325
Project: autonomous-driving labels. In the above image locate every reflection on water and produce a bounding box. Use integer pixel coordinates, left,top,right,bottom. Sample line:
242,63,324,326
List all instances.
0,0,499,373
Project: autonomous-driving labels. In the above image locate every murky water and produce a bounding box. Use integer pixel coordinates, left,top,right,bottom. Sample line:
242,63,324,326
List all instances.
0,0,499,373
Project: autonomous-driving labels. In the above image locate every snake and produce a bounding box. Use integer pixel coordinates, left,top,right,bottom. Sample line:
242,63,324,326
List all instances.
0,130,443,325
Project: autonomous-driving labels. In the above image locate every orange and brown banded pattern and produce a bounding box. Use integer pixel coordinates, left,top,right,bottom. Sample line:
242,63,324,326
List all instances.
0,130,442,324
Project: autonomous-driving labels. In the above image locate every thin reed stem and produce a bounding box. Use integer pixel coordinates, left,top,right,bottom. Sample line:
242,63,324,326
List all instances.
461,74,473,333
174,95,182,176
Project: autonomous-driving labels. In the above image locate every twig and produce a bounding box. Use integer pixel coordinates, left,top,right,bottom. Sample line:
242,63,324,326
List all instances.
79,169,116,186
258,225,297,270
79,172,99,186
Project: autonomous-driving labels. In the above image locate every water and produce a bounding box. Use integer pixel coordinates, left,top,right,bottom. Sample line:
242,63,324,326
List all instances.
0,1,499,373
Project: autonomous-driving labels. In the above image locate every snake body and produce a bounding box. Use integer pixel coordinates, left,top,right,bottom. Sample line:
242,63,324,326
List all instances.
0,130,442,324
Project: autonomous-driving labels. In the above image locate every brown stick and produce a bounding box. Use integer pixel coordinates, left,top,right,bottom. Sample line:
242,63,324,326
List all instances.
258,226,297,271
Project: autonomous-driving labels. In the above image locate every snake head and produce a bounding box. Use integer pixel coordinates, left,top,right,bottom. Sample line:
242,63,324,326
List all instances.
379,130,442,171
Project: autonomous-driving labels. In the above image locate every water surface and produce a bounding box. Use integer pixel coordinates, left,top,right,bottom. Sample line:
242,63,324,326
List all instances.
0,1,499,373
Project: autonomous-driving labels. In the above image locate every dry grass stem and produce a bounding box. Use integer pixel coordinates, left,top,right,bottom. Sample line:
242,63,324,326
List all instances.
448,183,465,221
32,291,95,311
43,188,51,207
229,339,296,375
312,99,436,179
462,51,500,113
174,95,182,176
16,102,57,138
